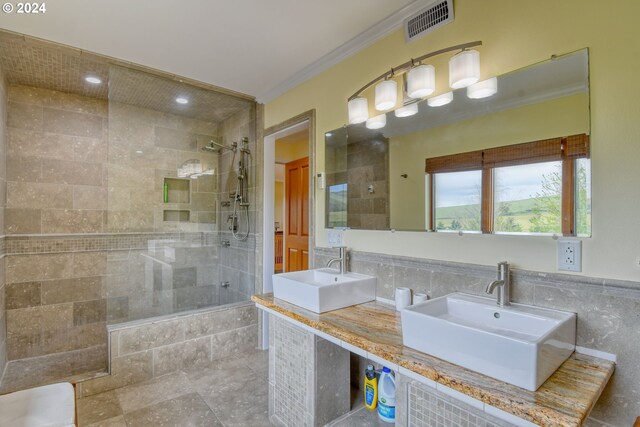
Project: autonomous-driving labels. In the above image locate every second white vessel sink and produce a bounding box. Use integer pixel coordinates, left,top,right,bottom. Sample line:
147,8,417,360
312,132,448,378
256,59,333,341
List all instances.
402,292,576,391
272,268,376,313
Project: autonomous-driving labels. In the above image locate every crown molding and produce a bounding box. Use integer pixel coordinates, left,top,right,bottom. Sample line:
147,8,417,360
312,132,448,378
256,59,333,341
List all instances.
256,0,436,104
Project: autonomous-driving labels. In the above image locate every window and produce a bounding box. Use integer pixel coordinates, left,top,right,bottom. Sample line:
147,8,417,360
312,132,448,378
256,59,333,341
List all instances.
494,161,562,234
425,134,590,236
434,170,481,232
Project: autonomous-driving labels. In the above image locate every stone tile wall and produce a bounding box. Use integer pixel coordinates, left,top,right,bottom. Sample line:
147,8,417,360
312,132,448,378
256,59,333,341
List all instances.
106,100,219,233
5,85,108,234
315,247,639,426
0,65,7,378
77,302,258,397
4,251,108,362
2,84,258,378
346,133,390,230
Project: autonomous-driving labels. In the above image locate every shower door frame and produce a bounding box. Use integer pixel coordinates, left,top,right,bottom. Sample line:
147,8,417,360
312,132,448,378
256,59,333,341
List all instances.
261,109,316,349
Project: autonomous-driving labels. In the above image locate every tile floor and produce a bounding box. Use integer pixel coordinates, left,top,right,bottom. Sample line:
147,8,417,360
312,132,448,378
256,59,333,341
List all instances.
13,347,381,426
77,350,270,427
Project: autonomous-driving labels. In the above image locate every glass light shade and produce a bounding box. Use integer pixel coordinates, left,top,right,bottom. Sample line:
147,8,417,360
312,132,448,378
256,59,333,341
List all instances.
427,91,453,107
366,113,387,129
375,79,398,111
394,103,418,118
348,97,369,124
407,64,435,98
467,77,498,99
449,49,480,89
177,166,188,178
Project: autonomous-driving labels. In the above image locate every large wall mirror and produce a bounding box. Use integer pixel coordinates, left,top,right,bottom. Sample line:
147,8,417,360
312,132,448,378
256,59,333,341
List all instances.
325,49,591,236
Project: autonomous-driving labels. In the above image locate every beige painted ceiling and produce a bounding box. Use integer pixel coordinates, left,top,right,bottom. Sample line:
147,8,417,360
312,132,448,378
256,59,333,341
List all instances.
0,0,417,100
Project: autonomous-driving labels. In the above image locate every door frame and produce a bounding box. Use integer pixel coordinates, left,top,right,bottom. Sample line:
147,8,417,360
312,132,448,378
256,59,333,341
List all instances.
261,110,316,348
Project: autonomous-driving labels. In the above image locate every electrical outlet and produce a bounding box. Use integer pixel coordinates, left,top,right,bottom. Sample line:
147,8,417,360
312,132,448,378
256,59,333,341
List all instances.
558,239,582,272
327,229,344,247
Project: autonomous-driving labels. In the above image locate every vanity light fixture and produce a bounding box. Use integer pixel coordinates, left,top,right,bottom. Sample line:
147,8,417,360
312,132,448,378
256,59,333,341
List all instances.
407,64,435,98
175,97,189,105
449,49,481,89
427,91,453,107
366,114,386,130
348,97,369,124
85,76,102,84
467,77,498,99
346,41,482,122
375,79,398,111
394,102,418,118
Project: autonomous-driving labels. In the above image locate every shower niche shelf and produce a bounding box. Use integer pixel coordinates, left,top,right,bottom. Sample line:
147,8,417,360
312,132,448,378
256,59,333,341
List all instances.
163,210,190,222
164,178,190,204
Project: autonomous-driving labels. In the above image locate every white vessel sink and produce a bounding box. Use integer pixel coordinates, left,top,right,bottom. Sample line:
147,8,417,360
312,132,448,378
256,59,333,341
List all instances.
401,292,576,391
272,268,376,313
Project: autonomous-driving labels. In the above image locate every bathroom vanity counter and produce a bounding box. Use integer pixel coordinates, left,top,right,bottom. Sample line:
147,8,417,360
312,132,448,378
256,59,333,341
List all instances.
253,293,614,427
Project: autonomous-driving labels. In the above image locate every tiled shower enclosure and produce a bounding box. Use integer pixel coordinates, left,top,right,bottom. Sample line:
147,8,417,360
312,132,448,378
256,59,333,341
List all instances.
0,31,259,391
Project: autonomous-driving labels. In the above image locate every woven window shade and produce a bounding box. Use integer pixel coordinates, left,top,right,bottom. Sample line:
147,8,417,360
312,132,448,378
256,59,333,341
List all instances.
564,134,590,158
425,150,483,174
425,134,589,173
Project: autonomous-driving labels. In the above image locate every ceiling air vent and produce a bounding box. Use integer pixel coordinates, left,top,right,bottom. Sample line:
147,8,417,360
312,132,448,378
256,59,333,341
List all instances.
404,0,454,42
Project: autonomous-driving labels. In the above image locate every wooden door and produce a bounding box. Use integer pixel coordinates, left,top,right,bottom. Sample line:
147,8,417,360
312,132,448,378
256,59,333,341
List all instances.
285,157,309,272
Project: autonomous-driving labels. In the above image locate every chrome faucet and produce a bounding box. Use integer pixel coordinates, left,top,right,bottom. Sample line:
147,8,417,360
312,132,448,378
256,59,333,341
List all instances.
486,261,511,307
327,247,349,274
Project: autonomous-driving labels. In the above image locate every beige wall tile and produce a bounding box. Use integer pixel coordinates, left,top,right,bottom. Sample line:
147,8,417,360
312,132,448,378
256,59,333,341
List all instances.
6,303,74,359
154,127,197,151
42,158,103,186
74,186,108,210
6,253,74,283
152,337,211,377
73,137,108,163
8,85,108,117
73,299,107,325
104,211,155,232
6,330,40,359
119,319,185,355
73,252,108,277
43,107,103,138
7,101,42,131
45,90,108,117
8,129,76,160
78,351,153,397
184,305,257,340
41,276,104,305
6,154,42,182
190,192,215,211
41,209,104,233
7,85,45,106
7,181,73,209
42,321,107,354
5,281,41,309
210,324,257,361
5,208,42,234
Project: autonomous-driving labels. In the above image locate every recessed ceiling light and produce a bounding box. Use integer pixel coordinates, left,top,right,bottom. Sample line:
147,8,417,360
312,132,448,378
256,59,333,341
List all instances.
85,76,102,84
175,97,189,104
135,150,143,154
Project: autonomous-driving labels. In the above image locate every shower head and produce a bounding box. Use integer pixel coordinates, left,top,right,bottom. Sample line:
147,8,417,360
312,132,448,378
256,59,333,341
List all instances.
202,140,237,153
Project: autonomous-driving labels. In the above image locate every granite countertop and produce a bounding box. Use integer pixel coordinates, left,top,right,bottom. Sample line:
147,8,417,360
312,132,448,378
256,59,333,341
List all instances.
252,293,615,427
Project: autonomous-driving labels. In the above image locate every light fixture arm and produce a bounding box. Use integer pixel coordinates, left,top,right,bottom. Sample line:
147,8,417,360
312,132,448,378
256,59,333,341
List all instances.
347,40,482,101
